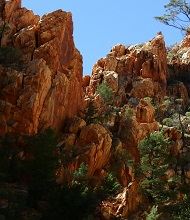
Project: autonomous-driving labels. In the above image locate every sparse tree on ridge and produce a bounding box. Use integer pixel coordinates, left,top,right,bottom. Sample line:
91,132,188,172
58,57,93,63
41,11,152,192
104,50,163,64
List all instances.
155,0,190,34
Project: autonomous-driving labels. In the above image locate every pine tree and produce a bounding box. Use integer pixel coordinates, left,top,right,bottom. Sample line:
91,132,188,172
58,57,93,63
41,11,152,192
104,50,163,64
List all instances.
84,101,100,125
127,131,179,219
137,131,177,204
22,127,60,200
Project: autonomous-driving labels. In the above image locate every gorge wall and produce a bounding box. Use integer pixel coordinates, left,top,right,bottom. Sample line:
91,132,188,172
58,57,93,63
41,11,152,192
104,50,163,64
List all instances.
0,0,190,219
0,0,84,135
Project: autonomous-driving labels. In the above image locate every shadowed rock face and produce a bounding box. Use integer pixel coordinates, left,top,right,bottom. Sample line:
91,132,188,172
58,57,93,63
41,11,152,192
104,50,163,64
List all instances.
0,0,84,135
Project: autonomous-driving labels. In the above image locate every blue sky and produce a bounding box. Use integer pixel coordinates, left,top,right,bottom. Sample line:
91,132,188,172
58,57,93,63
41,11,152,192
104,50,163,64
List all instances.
22,0,183,75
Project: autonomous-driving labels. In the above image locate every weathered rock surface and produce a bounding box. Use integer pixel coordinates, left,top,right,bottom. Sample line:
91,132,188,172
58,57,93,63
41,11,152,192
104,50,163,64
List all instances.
2,1,190,219
57,116,112,182
167,32,190,100
84,33,168,106
99,182,142,220
0,0,84,134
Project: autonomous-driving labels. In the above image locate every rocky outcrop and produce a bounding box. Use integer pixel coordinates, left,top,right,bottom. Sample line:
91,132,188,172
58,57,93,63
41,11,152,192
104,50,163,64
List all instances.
119,100,159,154
0,0,84,134
167,80,189,106
99,182,142,220
167,32,190,99
2,1,190,219
57,116,112,182
84,33,168,106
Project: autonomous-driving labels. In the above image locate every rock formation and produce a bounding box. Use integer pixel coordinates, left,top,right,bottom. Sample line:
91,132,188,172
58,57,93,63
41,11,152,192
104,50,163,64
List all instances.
1,0,190,219
84,32,168,108
0,0,84,135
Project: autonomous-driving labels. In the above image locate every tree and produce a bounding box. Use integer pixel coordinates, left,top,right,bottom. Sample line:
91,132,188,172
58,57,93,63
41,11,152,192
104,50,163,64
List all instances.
128,130,190,218
155,0,190,33
135,131,177,205
96,81,114,105
128,131,177,217
22,127,60,201
0,133,17,183
83,101,100,125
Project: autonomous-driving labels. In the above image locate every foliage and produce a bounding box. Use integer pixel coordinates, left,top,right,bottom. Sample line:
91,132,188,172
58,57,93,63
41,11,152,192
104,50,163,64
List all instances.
155,0,190,33
22,127,60,200
129,129,190,218
96,172,120,199
0,183,28,220
0,133,20,183
137,131,177,204
145,205,161,220
129,131,178,207
171,198,190,219
124,107,133,120
46,161,121,219
83,101,100,125
0,46,22,65
47,163,96,220
96,81,114,105
143,97,153,104
155,96,189,134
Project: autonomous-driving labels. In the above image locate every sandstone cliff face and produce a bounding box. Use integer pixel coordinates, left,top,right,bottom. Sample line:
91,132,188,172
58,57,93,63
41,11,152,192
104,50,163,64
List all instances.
1,1,190,219
56,116,112,184
0,0,84,135
85,33,168,107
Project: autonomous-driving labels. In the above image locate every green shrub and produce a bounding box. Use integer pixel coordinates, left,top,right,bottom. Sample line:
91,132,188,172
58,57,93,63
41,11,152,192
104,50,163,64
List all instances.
124,107,133,119
96,172,120,199
47,163,97,220
146,205,161,220
0,46,22,65
131,131,177,205
96,81,114,105
83,101,100,125
22,127,60,201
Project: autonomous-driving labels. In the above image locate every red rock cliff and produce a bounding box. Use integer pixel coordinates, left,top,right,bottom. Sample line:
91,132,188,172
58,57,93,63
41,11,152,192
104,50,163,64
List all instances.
0,0,84,135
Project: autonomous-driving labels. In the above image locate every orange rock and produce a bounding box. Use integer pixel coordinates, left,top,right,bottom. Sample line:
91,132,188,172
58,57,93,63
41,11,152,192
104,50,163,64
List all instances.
75,123,112,176
131,78,154,98
136,99,155,123
86,33,168,105
0,2,84,135
82,75,90,88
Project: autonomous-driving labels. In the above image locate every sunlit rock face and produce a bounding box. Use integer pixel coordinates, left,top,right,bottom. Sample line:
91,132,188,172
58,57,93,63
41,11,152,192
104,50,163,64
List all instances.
84,32,168,106
0,0,84,134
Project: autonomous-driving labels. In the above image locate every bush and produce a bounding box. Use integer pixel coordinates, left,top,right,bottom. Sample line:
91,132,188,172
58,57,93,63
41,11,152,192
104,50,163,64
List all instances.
131,131,177,204
47,163,97,220
124,107,133,120
84,101,100,125
0,46,22,65
96,172,120,199
96,81,114,105
146,205,161,220
22,127,60,201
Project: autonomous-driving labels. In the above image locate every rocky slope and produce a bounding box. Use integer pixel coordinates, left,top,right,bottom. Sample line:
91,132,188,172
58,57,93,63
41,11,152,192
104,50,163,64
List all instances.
0,1,190,219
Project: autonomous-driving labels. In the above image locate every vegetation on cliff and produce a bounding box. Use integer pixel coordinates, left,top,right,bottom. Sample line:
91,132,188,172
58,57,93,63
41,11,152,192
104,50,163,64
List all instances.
155,0,190,33
0,128,120,220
